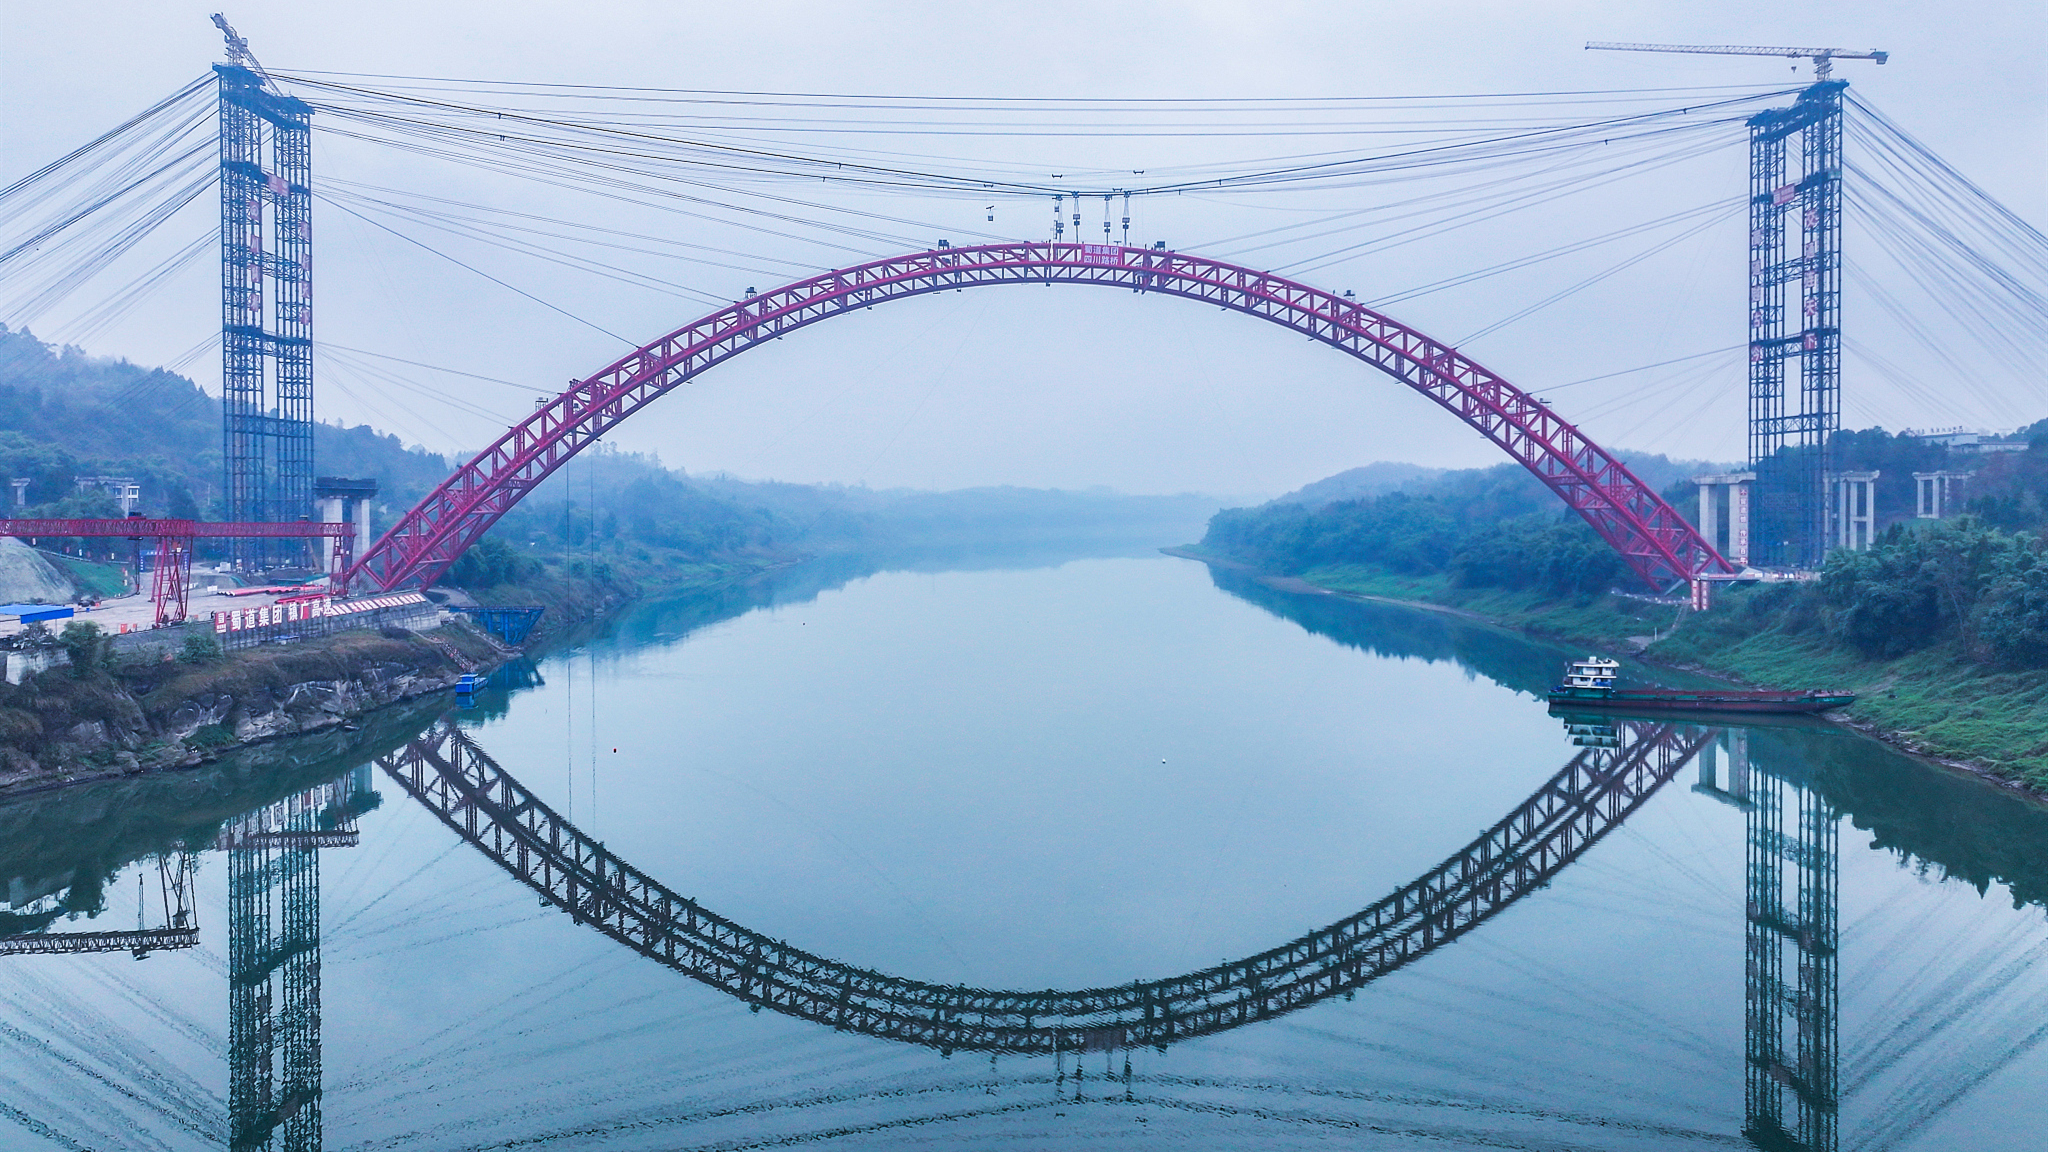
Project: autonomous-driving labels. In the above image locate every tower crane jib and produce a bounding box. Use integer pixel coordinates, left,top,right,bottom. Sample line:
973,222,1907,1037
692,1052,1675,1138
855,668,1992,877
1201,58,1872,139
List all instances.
1585,41,1888,81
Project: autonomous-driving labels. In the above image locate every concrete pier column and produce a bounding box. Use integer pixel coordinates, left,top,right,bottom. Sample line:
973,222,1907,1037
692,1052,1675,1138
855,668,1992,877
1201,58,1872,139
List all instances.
1729,482,1751,565
1831,471,1879,550
1912,470,1971,519
314,477,378,575
1692,472,1756,563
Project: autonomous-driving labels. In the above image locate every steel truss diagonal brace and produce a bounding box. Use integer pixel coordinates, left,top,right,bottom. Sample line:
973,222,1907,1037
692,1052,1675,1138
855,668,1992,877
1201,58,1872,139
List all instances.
347,244,1730,594
379,718,1714,1054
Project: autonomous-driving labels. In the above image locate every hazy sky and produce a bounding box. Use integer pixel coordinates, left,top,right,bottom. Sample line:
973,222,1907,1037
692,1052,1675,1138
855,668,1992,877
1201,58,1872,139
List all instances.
3,1,2043,497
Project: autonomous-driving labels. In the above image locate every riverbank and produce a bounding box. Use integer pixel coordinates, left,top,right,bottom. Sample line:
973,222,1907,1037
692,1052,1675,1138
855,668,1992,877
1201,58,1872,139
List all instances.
0,617,504,796
451,550,798,651
0,545,782,796
1169,547,2048,797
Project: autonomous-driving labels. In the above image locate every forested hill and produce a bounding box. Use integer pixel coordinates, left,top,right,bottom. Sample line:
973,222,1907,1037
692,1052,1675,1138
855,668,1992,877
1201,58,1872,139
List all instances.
1197,454,1721,597
0,325,1220,574
0,324,452,519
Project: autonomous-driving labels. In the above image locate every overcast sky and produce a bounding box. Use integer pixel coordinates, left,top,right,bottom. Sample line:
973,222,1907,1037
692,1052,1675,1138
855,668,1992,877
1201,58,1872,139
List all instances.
3,1,2043,497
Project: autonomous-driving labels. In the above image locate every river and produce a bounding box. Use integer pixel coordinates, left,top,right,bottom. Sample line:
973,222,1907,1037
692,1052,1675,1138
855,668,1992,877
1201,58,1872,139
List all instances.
4,552,2047,1150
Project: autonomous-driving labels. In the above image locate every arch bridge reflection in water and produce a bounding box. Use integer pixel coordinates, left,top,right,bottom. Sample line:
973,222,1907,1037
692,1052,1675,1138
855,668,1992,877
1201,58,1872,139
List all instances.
0,712,1856,1150
378,716,1717,1056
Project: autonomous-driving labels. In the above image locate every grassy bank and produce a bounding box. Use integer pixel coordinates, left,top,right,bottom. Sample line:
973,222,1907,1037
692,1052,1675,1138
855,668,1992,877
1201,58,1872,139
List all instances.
1647,585,2048,788
1184,549,2048,793
1174,547,1683,648
1291,561,1685,645
37,550,130,598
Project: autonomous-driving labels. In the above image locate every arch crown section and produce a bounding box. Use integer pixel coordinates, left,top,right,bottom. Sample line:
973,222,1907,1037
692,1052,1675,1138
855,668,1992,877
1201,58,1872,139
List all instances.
345,244,1726,593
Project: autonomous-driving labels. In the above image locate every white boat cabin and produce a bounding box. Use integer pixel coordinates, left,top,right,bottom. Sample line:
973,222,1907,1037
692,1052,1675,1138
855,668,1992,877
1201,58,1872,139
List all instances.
1562,656,1618,691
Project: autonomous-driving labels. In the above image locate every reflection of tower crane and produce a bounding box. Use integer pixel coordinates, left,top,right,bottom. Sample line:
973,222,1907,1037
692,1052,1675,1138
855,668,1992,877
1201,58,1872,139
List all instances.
1585,42,1887,81
0,853,198,958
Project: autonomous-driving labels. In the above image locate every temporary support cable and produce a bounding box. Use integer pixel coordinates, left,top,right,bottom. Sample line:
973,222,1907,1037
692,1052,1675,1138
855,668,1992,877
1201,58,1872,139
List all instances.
1052,194,1063,241
1102,193,1112,242
1121,192,1131,246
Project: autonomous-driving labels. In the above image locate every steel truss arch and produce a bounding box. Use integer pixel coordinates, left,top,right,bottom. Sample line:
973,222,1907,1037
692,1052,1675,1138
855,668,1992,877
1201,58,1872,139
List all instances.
378,718,1715,1054
344,243,1729,593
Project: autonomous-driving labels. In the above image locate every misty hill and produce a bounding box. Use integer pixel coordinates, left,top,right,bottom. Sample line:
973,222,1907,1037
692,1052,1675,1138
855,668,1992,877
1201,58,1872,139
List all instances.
1269,453,1727,513
0,326,1219,573
1198,453,1735,596
0,324,454,520
1271,462,1444,507
483,446,1219,569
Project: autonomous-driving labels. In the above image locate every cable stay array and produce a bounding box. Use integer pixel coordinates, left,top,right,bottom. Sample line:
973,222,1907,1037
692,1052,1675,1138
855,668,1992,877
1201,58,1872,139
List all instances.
0,65,2041,461
0,75,217,340
1840,94,2048,429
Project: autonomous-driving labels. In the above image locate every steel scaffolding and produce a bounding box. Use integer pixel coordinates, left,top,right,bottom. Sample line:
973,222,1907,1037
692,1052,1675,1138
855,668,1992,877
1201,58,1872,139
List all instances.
225,768,367,1152
1748,82,1846,568
217,64,314,571
1736,744,1839,1152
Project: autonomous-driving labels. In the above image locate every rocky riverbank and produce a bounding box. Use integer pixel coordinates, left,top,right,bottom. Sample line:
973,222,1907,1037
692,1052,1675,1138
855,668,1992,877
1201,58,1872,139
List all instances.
0,617,505,795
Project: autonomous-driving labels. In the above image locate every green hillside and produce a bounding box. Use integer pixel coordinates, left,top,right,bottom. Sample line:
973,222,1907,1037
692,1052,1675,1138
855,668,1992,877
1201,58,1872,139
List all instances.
1,325,1220,582
0,324,454,520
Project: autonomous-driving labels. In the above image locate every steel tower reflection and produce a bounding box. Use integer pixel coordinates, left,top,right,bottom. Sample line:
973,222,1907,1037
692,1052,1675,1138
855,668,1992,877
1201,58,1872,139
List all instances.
1696,729,1840,1152
220,767,372,1152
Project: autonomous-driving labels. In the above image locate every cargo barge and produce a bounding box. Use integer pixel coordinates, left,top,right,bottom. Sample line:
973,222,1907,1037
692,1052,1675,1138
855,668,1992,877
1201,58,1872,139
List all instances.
1546,657,1854,715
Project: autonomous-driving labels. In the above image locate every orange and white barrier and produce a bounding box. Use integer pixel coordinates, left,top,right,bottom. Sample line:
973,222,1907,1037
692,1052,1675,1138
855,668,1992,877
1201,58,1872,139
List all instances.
213,591,429,635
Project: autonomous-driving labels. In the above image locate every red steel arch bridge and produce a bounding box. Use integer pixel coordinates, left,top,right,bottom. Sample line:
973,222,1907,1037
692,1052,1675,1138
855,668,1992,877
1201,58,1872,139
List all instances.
341,242,1734,599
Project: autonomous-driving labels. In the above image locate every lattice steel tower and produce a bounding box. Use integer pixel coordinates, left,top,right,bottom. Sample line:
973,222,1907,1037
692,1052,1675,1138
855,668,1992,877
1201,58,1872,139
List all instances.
1747,82,1847,568
217,45,313,570
1584,45,1884,567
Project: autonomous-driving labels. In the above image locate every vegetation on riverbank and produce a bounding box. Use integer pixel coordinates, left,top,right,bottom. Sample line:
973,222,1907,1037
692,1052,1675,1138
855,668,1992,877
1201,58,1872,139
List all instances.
1178,550,1681,645
1646,518,2048,786
1190,457,1700,647
1194,443,2048,791
446,537,774,649
1200,456,1710,602
1200,543,2048,789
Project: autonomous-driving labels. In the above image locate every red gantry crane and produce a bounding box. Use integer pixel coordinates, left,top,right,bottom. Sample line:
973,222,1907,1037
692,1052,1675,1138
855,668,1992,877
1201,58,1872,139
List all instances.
0,518,355,626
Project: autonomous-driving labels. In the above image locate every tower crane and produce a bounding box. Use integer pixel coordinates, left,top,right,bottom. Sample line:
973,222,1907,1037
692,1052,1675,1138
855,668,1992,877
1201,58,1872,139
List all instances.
1588,40,1886,569
210,13,276,85
1585,42,1887,82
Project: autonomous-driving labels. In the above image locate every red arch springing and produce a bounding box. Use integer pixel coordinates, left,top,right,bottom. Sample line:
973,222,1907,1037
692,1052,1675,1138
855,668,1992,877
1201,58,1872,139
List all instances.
344,242,1730,594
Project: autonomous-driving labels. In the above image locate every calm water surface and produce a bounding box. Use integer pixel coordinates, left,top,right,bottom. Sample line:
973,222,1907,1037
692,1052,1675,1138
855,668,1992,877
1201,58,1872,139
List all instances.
5,553,2048,1150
